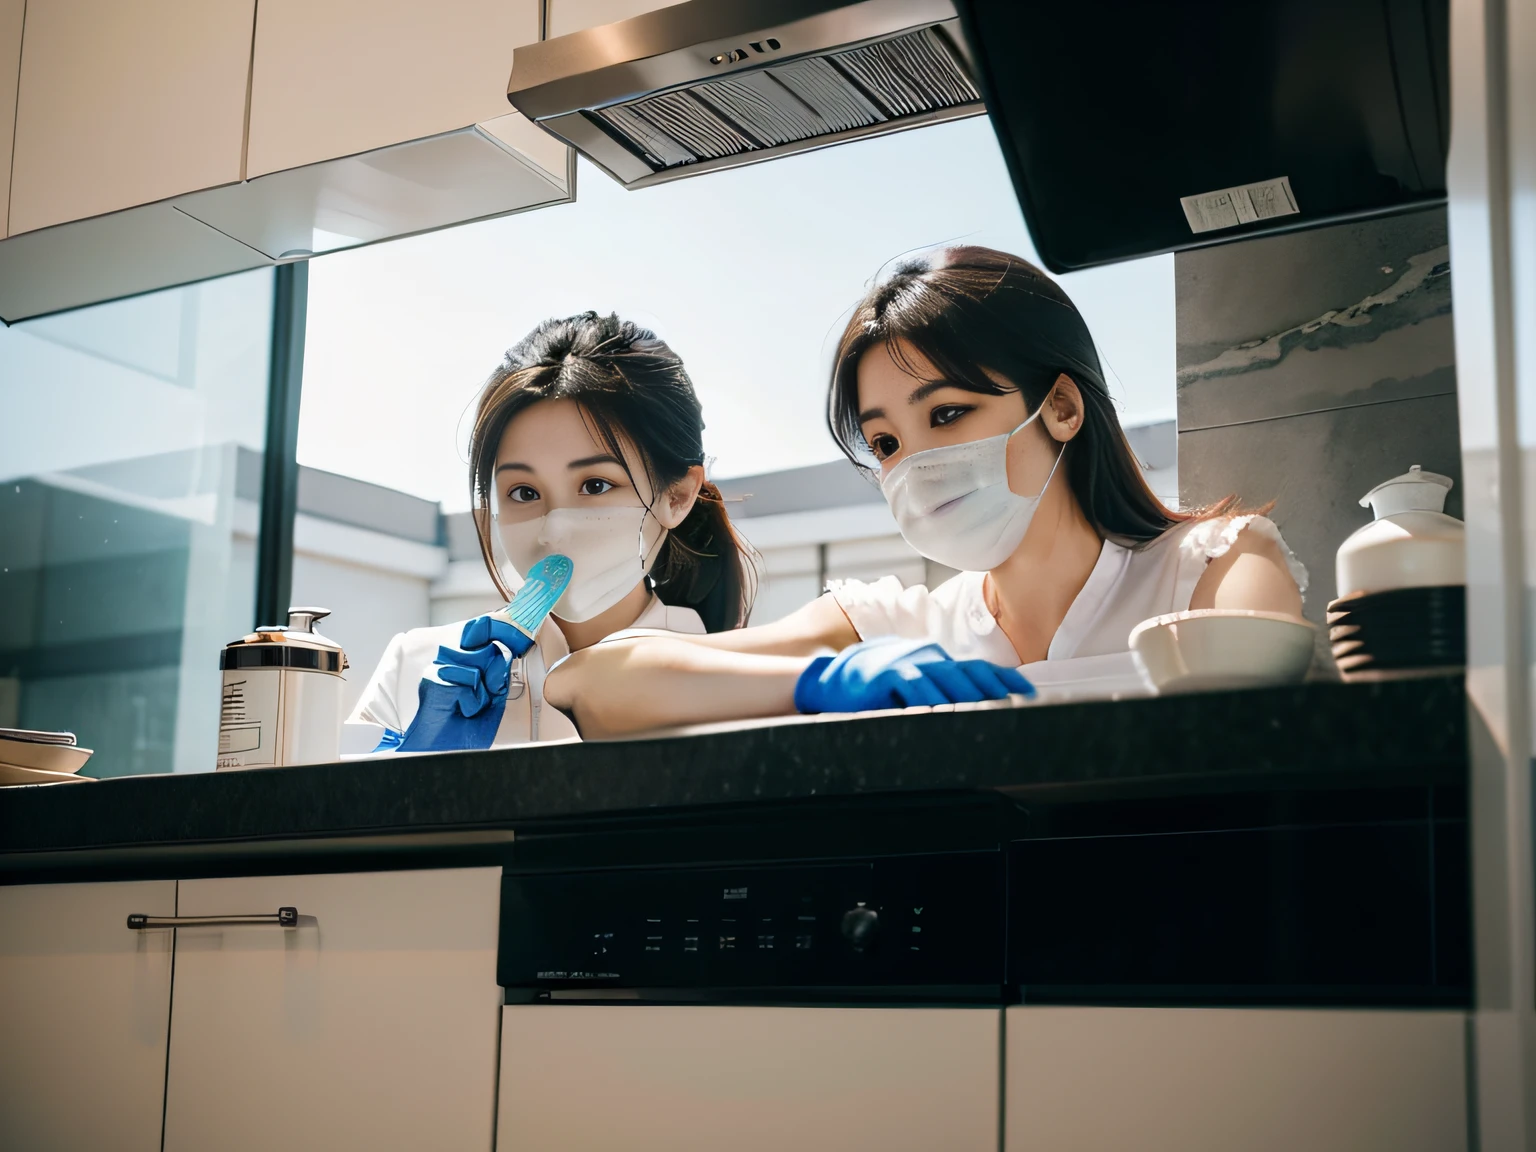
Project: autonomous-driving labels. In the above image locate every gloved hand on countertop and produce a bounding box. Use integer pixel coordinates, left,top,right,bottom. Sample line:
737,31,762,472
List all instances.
793,636,1035,715
393,615,536,752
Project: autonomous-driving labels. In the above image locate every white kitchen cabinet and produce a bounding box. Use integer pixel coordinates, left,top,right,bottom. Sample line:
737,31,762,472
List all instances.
0,0,24,238
245,0,543,179
0,202,270,322
161,867,502,1152
547,0,681,38
9,0,255,235
0,880,176,1152
176,123,568,262
497,1005,1000,1151
1004,1006,1468,1152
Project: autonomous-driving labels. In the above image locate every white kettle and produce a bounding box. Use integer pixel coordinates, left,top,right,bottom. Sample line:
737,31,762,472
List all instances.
1335,466,1464,599
215,607,348,769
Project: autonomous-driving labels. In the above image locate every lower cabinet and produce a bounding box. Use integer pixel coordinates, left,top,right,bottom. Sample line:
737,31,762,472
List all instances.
161,866,502,1152
0,879,176,1152
496,1004,1001,1152
1004,1006,1468,1152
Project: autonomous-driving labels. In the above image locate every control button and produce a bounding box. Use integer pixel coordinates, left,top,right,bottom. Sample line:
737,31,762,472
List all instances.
795,934,814,951
840,906,879,952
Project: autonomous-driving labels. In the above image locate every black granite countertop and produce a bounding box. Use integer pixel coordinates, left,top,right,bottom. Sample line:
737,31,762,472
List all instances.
0,673,1466,878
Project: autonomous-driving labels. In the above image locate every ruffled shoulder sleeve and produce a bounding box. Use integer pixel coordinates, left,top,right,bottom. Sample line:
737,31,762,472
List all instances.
825,574,929,642
1180,514,1310,596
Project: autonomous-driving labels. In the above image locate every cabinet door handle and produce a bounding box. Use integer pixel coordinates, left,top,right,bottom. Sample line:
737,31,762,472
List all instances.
126,907,299,930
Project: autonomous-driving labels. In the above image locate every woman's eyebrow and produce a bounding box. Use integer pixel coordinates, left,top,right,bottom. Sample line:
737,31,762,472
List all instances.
496,462,533,474
567,453,622,469
906,379,955,404
861,381,959,424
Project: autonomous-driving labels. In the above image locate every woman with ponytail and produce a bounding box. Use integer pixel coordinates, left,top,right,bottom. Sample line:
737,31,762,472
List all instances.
348,311,756,751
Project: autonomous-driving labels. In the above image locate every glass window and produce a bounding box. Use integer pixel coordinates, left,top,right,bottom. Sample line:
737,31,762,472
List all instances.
294,117,1174,709
0,269,275,777
300,117,1173,506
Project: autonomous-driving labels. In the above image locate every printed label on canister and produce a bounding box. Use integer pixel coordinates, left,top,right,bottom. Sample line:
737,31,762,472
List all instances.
217,669,280,768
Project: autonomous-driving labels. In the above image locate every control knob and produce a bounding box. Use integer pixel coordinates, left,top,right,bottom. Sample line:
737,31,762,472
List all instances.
840,906,879,952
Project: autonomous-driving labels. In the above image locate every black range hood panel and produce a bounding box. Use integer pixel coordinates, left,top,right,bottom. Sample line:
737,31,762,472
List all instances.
956,0,1449,272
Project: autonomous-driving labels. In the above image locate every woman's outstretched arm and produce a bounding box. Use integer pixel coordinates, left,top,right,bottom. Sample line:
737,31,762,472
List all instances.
545,594,859,738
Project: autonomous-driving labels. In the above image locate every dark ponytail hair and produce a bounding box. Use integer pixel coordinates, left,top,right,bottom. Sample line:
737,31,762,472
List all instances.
469,311,756,631
830,246,1209,547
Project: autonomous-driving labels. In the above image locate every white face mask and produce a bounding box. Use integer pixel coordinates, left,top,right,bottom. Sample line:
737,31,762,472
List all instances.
879,404,1065,572
498,505,665,623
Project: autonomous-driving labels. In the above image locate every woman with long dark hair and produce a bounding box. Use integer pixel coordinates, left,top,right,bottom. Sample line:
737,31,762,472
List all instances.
348,311,756,750
544,247,1305,737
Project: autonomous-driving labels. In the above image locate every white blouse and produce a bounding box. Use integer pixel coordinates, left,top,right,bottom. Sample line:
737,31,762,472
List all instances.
829,515,1308,696
348,596,706,747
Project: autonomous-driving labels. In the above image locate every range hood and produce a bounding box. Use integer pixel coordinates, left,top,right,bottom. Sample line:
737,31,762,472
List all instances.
507,0,982,189
955,0,1450,271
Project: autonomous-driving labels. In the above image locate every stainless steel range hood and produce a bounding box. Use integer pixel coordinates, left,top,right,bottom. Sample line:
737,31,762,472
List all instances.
507,0,981,189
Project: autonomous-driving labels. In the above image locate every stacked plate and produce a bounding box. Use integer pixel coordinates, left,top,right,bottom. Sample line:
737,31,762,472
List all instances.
0,727,94,785
1327,585,1465,677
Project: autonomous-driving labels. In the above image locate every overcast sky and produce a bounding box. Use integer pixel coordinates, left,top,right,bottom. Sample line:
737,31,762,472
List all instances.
298,116,1174,511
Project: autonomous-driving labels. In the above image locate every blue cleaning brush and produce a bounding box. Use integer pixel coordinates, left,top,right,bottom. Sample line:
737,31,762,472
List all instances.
496,553,574,642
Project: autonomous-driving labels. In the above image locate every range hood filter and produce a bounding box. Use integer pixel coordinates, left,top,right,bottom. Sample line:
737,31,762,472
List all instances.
591,26,976,173
509,0,984,189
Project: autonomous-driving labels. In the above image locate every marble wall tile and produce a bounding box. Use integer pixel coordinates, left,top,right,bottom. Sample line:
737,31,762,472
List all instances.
1175,208,1463,647
1178,393,1463,623
1177,210,1455,431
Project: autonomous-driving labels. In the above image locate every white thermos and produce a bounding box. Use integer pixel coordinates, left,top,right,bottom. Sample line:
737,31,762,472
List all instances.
1334,465,1465,598
216,607,348,770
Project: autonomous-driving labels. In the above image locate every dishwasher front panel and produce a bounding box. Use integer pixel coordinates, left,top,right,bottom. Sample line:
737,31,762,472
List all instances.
498,851,1003,1000
497,1004,1001,1152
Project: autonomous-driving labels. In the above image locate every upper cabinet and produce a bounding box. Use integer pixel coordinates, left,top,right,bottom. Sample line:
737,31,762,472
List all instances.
9,0,256,235
179,0,569,263
246,0,542,179
0,0,24,239
0,0,572,318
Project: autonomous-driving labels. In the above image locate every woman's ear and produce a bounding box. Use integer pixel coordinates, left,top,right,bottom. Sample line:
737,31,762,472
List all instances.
1042,373,1086,442
654,464,706,529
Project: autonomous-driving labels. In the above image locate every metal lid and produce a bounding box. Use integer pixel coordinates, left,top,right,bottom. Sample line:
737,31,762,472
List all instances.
220,607,349,673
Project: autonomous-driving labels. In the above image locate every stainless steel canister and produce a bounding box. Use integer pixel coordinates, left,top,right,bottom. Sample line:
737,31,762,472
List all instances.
216,607,348,769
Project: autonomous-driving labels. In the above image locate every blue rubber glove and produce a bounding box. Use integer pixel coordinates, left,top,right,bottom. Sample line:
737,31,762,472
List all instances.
794,637,1035,714
372,727,404,752
394,615,533,752
459,615,537,659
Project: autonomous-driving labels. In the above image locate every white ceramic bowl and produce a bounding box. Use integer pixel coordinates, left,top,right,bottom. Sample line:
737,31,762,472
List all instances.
1127,609,1316,694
